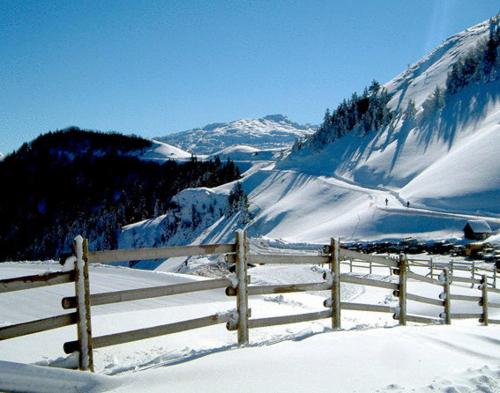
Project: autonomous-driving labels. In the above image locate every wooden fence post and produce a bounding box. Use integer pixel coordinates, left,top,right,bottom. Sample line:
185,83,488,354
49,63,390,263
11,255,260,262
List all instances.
73,236,94,371
494,268,497,289
398,254,407,326
331,238,341,330
443,268,451,325
430,258,434,278
349,258,352,273
369,260,372,275
235,230,249,345
471,262,475,288
481,274,488,326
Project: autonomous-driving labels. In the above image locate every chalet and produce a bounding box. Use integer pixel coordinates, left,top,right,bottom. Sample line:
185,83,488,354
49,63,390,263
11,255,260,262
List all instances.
463,220,492,240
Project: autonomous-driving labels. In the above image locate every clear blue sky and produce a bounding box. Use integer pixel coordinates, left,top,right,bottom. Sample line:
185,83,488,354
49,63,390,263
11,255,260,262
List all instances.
1,0,498,154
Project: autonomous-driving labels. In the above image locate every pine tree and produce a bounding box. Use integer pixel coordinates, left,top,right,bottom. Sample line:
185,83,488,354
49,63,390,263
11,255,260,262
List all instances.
227,182,250,223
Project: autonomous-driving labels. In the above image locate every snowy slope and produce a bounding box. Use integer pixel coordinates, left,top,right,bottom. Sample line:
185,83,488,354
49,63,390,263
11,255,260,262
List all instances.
158,114,316,155
118,19,500,246
137,140,191,161
208,145,284,162
278,19,500,218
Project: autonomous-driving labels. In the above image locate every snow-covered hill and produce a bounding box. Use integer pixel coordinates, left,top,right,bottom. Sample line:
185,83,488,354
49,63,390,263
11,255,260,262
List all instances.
280,19,500,218
157,114,316,155
136,140,191,161
121,18,500,248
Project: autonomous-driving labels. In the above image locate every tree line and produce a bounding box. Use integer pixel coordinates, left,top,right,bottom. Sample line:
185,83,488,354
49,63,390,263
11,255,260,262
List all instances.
0,128,240,261
295,80,394,151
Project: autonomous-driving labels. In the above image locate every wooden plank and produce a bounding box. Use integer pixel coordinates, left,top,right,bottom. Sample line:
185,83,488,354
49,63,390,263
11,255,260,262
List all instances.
247,310,332,329
227,282,331,296
482,275,489,326
0,312,78,340
331,239,341,329
236,230,249,345
248,255,330,265
407,293,444,307
64,312,232,353
0,271,74,294
487,287,500,294
399,254,408,326
88,243,235,264
73,237,94,371
443,268,451,325
405,314,443,324
450,313,483,319
339,249,398,267
340,302,392,313
340,274,398,290
63,278,231,309
488,319,500,325
452,276,482,285
407,271,442,286
488,302,500,308
449,294,482,302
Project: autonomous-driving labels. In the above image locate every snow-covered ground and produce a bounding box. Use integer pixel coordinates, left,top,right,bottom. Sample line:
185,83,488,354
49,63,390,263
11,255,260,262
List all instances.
136,140,192,161
0,259,499,392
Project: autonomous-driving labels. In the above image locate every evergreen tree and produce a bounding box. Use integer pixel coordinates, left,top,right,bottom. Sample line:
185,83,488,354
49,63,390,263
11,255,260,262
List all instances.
227,182,251,223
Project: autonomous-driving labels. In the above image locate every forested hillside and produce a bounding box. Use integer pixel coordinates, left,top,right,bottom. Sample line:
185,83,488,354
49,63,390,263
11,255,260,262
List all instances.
0,129,240,260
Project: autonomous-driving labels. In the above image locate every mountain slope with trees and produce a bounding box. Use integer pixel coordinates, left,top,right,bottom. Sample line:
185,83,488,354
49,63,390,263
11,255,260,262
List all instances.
0,129,240,261
280,16,500,215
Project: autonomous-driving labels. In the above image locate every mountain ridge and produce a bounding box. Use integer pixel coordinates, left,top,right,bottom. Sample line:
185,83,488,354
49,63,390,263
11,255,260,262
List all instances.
157,114,316,155
120,16,500,254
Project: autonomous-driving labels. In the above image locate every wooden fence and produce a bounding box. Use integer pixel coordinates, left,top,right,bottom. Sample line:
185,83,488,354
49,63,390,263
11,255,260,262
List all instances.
1,231,499,372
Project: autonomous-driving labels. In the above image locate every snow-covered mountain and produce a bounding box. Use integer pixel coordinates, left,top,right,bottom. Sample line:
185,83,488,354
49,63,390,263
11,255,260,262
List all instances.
157,114,316,155
121,18,500,253
281,18,500,216
136,140,191,161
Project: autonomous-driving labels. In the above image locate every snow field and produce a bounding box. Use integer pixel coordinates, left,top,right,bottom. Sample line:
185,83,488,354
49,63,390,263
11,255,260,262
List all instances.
1,260,498,374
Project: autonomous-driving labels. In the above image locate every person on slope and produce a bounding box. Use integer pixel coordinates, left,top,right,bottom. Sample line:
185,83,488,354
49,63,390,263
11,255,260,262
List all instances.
385,198,388,207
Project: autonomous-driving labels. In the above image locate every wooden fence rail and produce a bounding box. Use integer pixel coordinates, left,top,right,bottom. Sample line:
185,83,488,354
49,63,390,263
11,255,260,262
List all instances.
0,313,78,340
1,230,498,374
88,243,235,264
0,271,75,294
62,278,231,309
64,312,233,353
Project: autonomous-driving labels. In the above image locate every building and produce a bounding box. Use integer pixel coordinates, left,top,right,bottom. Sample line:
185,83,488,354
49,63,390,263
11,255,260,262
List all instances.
463,220,492,240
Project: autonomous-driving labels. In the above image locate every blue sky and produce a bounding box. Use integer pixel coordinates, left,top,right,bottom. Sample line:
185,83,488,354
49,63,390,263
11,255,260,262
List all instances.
1,0,498,154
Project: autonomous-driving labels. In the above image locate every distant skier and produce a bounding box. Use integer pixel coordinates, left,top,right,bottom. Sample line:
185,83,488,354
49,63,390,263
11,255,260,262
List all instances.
385,198,388,207
406,201,410,208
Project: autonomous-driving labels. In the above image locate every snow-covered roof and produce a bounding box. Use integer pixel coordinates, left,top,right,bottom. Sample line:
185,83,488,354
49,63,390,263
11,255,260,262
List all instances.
465,220,492,233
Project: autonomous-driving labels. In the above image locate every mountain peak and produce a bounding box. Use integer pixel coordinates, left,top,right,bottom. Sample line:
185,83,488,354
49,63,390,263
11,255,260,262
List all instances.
158,115,316,155
262,114,289,122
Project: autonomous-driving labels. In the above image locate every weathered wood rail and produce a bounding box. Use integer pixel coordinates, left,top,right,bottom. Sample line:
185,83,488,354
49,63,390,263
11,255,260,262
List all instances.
1,230,498,373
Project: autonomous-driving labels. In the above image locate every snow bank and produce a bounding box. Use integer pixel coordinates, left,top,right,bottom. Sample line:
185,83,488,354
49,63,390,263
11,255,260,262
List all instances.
0,360,116,393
